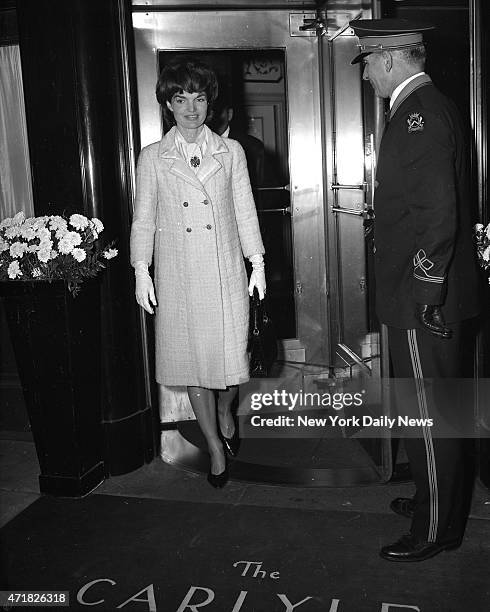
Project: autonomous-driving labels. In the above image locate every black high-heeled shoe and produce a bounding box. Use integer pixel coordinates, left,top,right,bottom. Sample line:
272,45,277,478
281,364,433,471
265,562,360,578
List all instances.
207,465,229,489
207,451,229,489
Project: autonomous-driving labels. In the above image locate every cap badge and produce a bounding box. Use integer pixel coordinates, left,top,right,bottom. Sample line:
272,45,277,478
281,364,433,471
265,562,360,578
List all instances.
407,112,424,133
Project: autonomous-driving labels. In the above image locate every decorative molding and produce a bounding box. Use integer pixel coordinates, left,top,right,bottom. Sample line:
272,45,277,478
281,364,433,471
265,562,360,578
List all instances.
131,1,317,9
243,57,283,82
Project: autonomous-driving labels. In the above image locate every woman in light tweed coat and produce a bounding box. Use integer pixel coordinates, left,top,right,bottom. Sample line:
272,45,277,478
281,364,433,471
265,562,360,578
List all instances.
130,59,266,488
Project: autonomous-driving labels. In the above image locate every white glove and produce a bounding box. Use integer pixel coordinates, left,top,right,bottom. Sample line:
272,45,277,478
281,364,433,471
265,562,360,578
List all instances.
134,261,157,315
248,254,266,300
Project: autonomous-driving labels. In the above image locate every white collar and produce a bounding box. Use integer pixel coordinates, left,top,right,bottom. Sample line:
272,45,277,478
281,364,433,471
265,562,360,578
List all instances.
221,125,231,139
390,72,425,109
174,125,208,150
174,125,209,170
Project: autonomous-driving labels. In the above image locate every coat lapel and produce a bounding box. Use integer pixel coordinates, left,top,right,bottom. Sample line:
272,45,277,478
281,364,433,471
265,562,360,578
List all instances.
158,127,204,191
158,126,229,190
196,127,229,185
389,73,432,120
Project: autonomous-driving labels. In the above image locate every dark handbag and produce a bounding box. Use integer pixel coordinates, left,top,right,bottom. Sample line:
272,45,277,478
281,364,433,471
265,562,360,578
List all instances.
248,289,277,377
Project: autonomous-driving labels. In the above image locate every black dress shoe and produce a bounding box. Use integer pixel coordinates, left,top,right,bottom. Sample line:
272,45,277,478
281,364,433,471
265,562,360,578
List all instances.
380,534,461,562
207,449,229,489
221,427,240,458
390,497,416,519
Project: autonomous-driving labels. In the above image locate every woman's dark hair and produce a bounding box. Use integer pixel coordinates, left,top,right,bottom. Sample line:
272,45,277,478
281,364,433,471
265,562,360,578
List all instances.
156,58,219,129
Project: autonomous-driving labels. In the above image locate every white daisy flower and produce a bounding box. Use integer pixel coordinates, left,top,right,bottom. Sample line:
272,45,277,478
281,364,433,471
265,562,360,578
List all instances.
39,239,53,252
20,226,36,240
8,260,22,279
9,242,28,258
71,248,87,262
37,228,51,242
49,216,68,232
55,228,68,240
58,237,75,254
91,218,104,235
5,226,21,239
0,217,13,229
66,231,82,246
103,248,118,260
32,216,49,230
37,247,52,263
69,214,89,230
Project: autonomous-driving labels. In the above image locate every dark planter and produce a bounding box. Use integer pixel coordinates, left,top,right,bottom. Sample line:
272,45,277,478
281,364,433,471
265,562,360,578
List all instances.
0,279,104,497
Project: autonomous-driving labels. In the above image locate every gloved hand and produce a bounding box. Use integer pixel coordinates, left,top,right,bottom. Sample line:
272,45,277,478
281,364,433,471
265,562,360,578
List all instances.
415,304,452,340
134,262,157,315
248,253,266,300
249,269,266,300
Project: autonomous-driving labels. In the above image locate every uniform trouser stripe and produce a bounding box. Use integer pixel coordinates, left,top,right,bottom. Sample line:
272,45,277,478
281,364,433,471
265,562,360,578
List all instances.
407,329,438,542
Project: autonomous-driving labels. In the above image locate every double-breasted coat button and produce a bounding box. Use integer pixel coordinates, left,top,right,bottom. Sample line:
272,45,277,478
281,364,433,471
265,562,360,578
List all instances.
206,224,212,230
186,227,192,233
203,199,209,205
183,201,189,207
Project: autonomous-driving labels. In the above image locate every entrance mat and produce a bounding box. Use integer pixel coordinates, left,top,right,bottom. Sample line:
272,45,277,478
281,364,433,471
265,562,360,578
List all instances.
1,494,489,612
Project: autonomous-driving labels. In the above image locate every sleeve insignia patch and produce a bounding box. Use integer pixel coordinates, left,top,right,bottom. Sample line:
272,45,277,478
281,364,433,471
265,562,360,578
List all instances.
413,249,444,284
407,112,424,133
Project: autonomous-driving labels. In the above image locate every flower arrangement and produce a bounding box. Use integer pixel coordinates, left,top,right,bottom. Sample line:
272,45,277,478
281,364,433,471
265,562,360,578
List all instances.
0,211,118,295
475,222,490,283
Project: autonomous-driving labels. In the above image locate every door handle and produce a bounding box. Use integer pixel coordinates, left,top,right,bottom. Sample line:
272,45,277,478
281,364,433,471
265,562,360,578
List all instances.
331,205,365,216
369,133,376,212
256,185,290,192
331,183,367,191
258,206,291,215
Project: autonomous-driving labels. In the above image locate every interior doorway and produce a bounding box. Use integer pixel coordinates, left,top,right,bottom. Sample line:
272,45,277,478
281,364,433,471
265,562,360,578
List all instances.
158,49,295,339
133,9,329,365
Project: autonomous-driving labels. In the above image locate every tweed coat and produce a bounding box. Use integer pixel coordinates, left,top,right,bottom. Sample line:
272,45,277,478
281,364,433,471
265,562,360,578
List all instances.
130,126,264,389
374,75,480,329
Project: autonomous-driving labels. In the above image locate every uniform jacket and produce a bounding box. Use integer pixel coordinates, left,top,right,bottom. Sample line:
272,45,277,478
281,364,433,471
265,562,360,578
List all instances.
374,74,479,328
130,126,264,389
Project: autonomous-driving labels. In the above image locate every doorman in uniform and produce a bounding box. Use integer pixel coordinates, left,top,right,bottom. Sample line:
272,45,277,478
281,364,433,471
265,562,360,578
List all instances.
349,19,480,561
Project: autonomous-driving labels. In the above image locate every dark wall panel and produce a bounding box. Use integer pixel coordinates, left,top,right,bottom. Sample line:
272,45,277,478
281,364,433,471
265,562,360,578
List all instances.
15,0,155,476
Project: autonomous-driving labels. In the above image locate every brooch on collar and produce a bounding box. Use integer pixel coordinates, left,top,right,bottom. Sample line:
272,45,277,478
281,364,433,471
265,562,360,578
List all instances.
190,156,201,168
407,112,424,133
